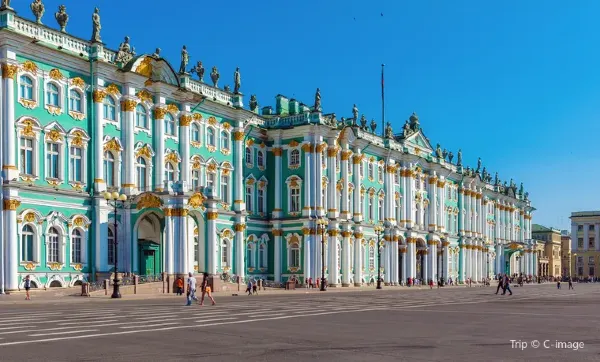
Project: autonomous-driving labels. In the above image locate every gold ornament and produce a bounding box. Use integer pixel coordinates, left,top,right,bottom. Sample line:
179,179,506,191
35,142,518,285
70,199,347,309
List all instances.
72,131,86,147
153,107,167,119
136,193,162,210
137,89,153,103
70,77,85,88
24,213,36,223
93,89,106,103
121,99,137,112
206,163,217,173
207,116,217,126
167,103,179,113
2,64,18,79
21,119,36,137
206,212,218,220
179,114,192,126
73,217,84,227
49,69,64,81
188,192,205,209
222,122,231,130
272,147,282,156
135,56,153,77
165,152,179,163
233,131,244,141
105,84,119,95
193,113,202,120
3,199,21,210
246,139,254,147
21,60,38,74
135,145,152,159
103,138,122,153
46,129,62,142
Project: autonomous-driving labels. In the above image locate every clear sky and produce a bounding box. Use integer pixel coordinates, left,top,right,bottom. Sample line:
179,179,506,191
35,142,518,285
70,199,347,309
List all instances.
14,0,600,230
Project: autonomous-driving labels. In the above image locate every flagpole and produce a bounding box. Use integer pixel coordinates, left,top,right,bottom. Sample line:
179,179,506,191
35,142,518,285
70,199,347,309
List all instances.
381,63,385,137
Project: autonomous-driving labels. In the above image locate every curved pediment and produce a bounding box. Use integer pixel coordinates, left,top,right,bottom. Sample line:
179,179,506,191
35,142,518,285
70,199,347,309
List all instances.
125,55,180,88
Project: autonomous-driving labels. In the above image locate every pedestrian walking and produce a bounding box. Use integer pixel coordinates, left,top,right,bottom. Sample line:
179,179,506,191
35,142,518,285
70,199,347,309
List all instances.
246,280,253,295
252,280,258,295
24,275,31,300
176,277,184,296
495,276,504,295
186,272,198,306
199,272,216,306
568,277,574,290
502,274,513,296
557,279,561,289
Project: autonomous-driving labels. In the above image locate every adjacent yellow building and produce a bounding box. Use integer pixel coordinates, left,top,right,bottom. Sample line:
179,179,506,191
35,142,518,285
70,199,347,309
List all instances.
532,224,562,278
570,212,600,278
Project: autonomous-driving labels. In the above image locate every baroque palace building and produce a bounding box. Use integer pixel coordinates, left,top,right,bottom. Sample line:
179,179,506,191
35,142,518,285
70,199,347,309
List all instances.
0,5,535,291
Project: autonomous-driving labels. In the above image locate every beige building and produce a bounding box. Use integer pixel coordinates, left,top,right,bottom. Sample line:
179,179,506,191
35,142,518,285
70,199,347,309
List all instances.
532,224,562,277
570,212,600,278
560,231,571,277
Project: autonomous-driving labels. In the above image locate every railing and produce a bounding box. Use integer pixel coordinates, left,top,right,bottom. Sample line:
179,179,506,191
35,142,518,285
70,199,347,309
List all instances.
13,17,92,57
187,79,233,105
262,280,284,289
138,274,163,284
109,276,134,286
87,280,105,293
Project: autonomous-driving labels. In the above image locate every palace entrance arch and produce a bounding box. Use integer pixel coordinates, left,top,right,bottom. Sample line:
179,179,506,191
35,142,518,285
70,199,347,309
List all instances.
135,212,163,276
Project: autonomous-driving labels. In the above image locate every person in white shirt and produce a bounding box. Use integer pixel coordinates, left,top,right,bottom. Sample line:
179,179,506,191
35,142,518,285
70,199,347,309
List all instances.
186,272,198,306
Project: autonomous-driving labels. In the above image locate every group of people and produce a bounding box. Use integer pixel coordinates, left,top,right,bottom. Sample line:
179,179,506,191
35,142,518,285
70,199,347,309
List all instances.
180,272,216,306
556,277,574,290
494,274,513,295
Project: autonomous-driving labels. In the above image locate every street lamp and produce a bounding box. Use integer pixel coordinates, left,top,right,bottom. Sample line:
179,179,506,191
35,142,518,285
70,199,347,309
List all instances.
374,224,385,290
103,191,128,299
317,217,328,291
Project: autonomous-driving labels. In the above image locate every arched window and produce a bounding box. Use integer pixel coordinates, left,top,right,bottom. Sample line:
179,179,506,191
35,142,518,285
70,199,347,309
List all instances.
361,245,366,271
245,147,253,166
47,227,60,263
368,163,374,180
360,161,364,177
20,137,34,176
164,114,175,136
290,149,300,166
21,225,34,262
337,242,341,270
20,76,33,100
378,197,383,221
220,174,229,203
103,96,116,121
69,145,83,183
415,175,421,190
207,127,215,146
368,195,374,220
259,244,266,268
191,169,200,191
245,185,253,212
220,131,229,150
290,242,300,268
135,104,148,128
257,150,264,168
46,83,59,107
246,244,254,268
378,166,384,183
71,229,82,264
107,227,116,265
221,240,229,268
136,157,147,190
191,124,201,142
165,162,175,182
104,151,116,187
69,90,82,113
257,188,265,214
194,236,199,269
46,141,60,179
368,245,375,270
290,186,300,212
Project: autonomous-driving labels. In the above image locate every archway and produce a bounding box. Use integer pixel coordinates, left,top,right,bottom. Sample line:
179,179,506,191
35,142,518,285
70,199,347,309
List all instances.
415,239,427,281
136,212,163,276
188,210,206,274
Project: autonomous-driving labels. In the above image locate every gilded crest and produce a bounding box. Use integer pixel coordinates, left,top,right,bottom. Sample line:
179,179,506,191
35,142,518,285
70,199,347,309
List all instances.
136,145,152,159
104,138,122,153
136,193,162,210
73,217,84,227
48,262,63,271
165,152,179,163
137,89,153,103
22,60,38,74
105,84,120,95
24,213,36,223
46,129,62,142
192,113,202,120
206,163,217,173
21,119,36,137
70,77,85,88
167,103,179,113
289,140,299,147
72,131,86,147
24,262,36,271
207,116,217,126
134,56,153,77
188,192,205,209
49,69,64,81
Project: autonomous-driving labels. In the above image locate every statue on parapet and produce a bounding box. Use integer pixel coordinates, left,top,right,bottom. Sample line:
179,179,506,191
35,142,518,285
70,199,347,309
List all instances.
494,172,499,186
0,0,12,10
442,148,448,160
510,178,515,189
179,45,189,74
210,66,220,87
91,8,101,43
190,61,204,82
249,95,258,112
385,122,393,139
435,144,443,158
360,115,367,130
519,182,524,195
314,88,321,112
456,149,462,167
55,5,68,32
370,119,377,133
448,151,454,163
352,104,359,121
402,120,410,138
409,112,420,131
31,0,44,24
115,36,135,65
152,48,161,59
476,157,482,172
233,67,241,94
524,192,529,200
224,85,231,92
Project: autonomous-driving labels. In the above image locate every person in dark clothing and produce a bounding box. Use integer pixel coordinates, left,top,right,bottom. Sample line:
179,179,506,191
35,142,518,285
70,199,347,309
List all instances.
502,275,512,295
495,276,504,295
568,277,574,290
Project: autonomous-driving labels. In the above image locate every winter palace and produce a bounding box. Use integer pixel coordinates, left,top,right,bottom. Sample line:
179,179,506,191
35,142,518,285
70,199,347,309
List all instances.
0,5,535,291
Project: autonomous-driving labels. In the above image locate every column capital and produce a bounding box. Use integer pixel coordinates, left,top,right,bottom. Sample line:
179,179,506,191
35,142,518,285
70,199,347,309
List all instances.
153,106,167,119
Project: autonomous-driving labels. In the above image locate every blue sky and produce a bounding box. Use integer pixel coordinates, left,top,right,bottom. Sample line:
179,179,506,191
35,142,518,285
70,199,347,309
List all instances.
14,1,600,230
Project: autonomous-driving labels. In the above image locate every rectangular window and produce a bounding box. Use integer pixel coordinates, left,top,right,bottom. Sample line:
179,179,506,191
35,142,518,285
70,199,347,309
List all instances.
206,173,215,189
247,247,254,268
20,138,34,175
578,238,584,248
192,170,200,191
590,238,595,249
378,198,383,221
290,188,300,212
46,142,59,179
368,197,374,220
257,188,264,213
578,225,583,231
220,175,229,203
246,186,253,212
69,146,83,182
591,225,595,231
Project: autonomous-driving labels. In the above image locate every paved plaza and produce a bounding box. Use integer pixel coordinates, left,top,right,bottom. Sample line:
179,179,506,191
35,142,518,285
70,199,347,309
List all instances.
0,284,597,361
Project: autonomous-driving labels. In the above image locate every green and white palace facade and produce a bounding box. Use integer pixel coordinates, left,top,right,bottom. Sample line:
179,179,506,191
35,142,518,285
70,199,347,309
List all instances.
0,7,535,291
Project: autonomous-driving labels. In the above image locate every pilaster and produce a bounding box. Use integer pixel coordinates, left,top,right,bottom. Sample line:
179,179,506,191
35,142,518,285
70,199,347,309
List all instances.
121,97,137,194
3,196,20,290
153,105,166,191
327,142,338,219
327,222,339,286
179,107,192,192
303,139,313,217
233,128,245,211
353,227,363,286
273,225,282,282
341,223,352,286
205,194,219,275
340,147,351,220
234,217,246,279
352,149,362,223
93,89,106,192
2,61,17,181
272,139,283,218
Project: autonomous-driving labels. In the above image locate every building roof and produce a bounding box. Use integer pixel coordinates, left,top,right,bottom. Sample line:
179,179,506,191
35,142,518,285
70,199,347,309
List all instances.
571,211,600,218
532,224,560,233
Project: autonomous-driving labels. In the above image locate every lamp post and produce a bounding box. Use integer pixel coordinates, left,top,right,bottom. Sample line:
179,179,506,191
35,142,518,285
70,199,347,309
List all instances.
318,218,327,291
103,191,128,299
374,225,384,289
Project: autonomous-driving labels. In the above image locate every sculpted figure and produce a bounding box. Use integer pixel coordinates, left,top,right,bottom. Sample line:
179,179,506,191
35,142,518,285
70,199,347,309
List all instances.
91,8,101,43
210,66,220,87
31,0,44,24
190,61,205,82
476,157,482,172
115,36,135,64
360,114,367,129
456,149,462,166
448,151,454,163
54,5,68,32
370,119,377,133
179,45,189,74
249,95,258,112
1,0,11,9
436,144,443,158
402,120,410,137
152,48,161,59
224,85,231,92
233,67,241,94
352,104,358,120
519,182,524,195
314,88,321,111
385,122,393,138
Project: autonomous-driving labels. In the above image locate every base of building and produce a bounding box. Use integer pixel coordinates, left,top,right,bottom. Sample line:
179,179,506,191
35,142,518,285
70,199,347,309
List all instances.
341,283,350,287
328,283,339,287
354,283,362,287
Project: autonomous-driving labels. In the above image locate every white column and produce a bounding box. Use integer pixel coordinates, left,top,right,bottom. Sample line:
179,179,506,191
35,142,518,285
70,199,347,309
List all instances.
429,241,437,282
476,191,483,237
423,249,429,282
401,247,407,284
122,98,136,193
352,151,362,223
273,144,282,218
164,210,174,275
353,227,363,286
304,228,312,282
584,223,589,251
94,198,109,274
438,178,445,232
233,129,245,211
205,205,218,275
400,167,408,228
315,141,325,218
93,90,106,192
328,224,339,286
459,188,465,234
179,113,191,190
340,148,350,220
186,216,195,274
327,143,337,219
429,173,437,231
303,142,312,217
3,199,18,290
2,64,17,181
273,227,282,282
341,227,351,286
406,167,415,229
442,241,449,281
153,106,166,191
383,234,391,284
407,238,415,278
459,243,466,283
234,219,245,279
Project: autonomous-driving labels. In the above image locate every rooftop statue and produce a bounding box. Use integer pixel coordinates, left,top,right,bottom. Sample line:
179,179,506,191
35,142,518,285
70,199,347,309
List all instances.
465,166,471,176
435,144,443,158
360,114,367,129
402,120,410,138
233,67,241,94
179,45,189,74
190,61,204,82
314,88,321,112
456,149,462,167
210,66,220,87
91,8,101,43
409,112,420,131
482,166,487,179
385,122,393,139
494,172,499,186
249,95,258,112
370,119,377,133
352,104,358,121
31,0,44,24
448,151,454,163
476,157,482,172
519,182,524,195
442,148,448,160
1,0,11,10
330,114,338,127
510,178,515,188
524,192,529,200
54,5,68,32
224,85,231,92
151,48,161,59
115,36,135,65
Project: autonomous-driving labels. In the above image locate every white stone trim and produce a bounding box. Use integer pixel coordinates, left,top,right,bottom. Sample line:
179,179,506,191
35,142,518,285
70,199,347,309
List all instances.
16,71,39,108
